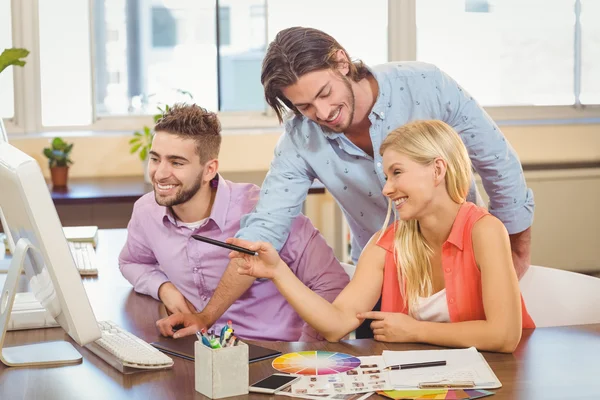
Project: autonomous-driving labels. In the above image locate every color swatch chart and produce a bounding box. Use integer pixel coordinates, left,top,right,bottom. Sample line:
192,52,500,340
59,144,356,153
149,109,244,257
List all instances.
272,351,361,375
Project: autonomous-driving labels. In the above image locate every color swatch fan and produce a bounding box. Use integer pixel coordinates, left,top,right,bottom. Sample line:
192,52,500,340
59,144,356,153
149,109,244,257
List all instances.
272,351,360,375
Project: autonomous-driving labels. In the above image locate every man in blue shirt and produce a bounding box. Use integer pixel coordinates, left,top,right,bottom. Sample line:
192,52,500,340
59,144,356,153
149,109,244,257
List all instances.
187,26,534,338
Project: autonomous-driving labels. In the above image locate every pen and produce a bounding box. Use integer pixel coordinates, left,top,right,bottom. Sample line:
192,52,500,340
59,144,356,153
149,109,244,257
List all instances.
383,360,446,370
192,234,258,256
220,321,231,344
198,329,212,348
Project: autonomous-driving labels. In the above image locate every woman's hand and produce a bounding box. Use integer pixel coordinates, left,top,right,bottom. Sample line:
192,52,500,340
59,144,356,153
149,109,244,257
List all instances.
226,238,285,280
357,311,420,343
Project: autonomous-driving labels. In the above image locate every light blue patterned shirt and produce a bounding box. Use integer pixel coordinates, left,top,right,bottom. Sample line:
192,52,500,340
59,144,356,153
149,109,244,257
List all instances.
237,62,534,261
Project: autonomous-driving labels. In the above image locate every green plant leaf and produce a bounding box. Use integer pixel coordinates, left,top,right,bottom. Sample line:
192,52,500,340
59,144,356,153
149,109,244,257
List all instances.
64,143,74,155
134,131,142,137
130,143,142,154
0,48,29,74
51,137,66,150
129,137,140,144
178,89,193,99
139,146,148,161
143,126,152,136
43,148,53,159
153,113,162,123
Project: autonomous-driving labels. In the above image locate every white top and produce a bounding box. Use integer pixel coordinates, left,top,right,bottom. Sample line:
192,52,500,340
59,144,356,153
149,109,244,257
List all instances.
179,218,208,230
414,289,451,322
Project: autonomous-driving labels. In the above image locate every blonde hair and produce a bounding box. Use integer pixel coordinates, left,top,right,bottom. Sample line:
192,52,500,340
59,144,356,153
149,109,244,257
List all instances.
379,120,472,315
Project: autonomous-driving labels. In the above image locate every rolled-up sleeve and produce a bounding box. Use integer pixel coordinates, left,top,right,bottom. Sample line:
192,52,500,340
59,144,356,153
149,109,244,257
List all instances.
118,206,169,300
280,215,350,341
432,66,534,234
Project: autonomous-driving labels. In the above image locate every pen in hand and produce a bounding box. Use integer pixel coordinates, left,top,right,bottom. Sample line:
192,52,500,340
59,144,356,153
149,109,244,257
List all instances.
192,234,258,256
383,360,447,371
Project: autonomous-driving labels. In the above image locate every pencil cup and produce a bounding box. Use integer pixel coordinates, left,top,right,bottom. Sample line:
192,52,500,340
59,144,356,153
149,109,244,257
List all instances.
195,340,249,399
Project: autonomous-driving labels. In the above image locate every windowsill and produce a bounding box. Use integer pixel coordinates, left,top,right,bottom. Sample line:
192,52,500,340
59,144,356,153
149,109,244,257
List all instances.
495,117,600,126
6,126,284,140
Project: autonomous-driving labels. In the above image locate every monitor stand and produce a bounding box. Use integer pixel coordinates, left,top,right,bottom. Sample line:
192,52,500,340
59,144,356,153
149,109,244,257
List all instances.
0,238,82,367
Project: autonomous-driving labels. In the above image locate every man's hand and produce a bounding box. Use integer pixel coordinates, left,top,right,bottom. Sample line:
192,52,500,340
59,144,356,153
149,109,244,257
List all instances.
509,227,532,279
356,311,420,343
156,312,212,339
158,282,197,315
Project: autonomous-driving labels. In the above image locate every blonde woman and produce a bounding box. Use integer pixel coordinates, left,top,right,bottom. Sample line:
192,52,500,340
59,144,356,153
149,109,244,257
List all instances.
227,120,535,353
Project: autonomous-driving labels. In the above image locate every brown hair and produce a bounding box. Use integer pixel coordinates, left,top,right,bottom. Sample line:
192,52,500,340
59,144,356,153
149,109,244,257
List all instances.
154,103,222,163
261,26,370,123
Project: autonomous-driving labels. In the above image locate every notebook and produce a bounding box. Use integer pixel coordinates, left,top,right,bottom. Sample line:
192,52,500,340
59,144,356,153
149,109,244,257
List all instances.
382,347,501,390
150,335,281,363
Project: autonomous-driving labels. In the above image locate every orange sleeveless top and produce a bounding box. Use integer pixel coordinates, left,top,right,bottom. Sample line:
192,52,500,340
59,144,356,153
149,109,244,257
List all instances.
376,202,535,329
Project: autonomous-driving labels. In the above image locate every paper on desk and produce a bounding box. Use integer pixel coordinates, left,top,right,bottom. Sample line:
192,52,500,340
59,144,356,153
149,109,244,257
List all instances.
289,356,392,396
382,347,501,390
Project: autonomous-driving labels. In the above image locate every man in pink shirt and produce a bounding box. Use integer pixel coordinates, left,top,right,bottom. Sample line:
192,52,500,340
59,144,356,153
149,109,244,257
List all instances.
119,104,348,341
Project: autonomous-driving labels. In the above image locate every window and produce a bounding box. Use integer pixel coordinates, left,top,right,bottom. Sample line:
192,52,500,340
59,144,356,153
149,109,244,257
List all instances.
416,0,576,107
219,6,231,47
267,0,388,68
39,0,93,126
5,0,596,134
95,0,219,116
152,6,178,48
0,0,14,120
581,0,600,104
90,0,388,116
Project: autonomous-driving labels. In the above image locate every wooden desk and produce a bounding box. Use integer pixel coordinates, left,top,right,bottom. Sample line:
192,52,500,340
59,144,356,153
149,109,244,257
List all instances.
1,230,600,399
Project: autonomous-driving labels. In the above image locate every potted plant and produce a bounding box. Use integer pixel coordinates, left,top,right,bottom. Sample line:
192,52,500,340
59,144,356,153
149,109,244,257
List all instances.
43,137,74,187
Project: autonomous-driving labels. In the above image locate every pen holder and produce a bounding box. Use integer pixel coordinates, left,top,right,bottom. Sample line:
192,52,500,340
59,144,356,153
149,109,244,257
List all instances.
195,340,249,399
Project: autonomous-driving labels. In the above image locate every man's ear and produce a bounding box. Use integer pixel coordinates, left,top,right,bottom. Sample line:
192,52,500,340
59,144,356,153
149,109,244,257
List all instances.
433,158,447,186
203,159,219,183
334,49,350,76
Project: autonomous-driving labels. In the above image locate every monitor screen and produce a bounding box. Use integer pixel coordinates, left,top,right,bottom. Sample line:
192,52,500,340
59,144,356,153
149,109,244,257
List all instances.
0,118,7,143
0,141,100,346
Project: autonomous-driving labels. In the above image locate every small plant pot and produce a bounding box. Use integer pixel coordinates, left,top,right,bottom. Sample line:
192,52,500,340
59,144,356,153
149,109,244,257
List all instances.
50,166,69,188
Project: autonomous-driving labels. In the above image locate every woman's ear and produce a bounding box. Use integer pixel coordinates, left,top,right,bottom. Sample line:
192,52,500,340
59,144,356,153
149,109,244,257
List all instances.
335,49,350,76
433,158,447,186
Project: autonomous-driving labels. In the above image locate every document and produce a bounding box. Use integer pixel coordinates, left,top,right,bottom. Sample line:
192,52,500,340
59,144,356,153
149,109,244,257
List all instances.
287,356,393,396
382,347,501,390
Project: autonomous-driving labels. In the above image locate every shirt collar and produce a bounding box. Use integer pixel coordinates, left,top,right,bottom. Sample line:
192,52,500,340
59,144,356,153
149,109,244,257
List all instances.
445,203,470,251
368,66,392,121
161,174,231,232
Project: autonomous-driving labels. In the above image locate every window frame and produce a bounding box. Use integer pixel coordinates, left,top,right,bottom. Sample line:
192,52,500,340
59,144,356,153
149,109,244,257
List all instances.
3,0,599,136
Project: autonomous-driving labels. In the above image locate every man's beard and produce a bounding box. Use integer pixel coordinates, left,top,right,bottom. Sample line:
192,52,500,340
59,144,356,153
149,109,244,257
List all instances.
154,178,202,207
321,74,356,134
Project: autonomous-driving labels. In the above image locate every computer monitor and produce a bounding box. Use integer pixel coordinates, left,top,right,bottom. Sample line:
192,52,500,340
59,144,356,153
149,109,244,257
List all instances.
0,140,101,367
0,118,8,143
0,119,15,253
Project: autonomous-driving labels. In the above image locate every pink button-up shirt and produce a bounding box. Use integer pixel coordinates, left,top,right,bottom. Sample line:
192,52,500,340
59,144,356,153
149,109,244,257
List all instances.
119,176,349,341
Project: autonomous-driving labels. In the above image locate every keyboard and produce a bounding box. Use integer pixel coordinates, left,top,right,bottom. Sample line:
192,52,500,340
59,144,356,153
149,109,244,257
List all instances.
68,241,99,276
7,292,60,331
86,321,174,373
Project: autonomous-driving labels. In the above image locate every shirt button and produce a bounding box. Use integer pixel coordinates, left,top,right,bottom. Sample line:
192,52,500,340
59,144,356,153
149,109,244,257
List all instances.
445,267,451,273
380,112,385,118
202,295,207,301
449,298,455,304
377,162,382,168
